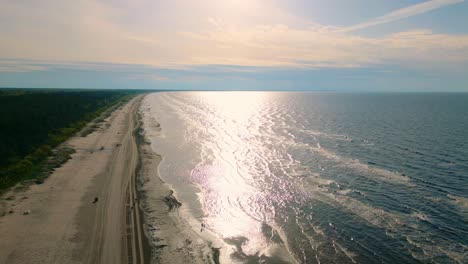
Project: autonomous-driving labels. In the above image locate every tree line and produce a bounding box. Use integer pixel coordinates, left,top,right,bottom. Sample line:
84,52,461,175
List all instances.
0,89,143,190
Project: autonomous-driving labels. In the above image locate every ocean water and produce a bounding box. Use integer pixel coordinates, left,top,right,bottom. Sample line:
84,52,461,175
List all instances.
142,92,468,264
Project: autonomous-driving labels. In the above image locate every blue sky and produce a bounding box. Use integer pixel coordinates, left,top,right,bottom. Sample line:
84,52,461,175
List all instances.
0,0,467,91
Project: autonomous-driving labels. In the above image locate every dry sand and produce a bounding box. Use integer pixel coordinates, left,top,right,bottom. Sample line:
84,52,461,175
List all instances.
0,96,146,264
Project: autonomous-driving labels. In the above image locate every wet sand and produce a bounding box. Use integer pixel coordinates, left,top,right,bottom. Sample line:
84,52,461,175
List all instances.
0,96,146,264
137,104,224,263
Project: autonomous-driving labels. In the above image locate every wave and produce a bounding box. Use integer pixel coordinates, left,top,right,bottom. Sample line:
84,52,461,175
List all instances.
334,242,358,263
447,194,468,219
316,190,466,264
296,128,352,142
278,138,412,186
309,145,413,185
410,211,430,222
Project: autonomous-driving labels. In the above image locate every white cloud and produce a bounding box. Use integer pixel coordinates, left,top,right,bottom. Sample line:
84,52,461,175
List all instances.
0,0,467,70
342,0,465,32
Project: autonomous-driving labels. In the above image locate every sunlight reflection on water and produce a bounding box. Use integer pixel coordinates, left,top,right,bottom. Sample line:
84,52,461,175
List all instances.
143,92,468,264
190,92,277,256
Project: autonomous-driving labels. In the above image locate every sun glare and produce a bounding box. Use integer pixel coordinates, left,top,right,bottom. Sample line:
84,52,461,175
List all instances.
196,91,268,123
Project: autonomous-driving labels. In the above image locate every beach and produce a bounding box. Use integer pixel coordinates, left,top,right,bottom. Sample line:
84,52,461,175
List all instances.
0,94,221,264
0,95,149,263
137,101,223,264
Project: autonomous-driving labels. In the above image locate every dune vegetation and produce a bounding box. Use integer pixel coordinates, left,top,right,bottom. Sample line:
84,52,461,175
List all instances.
0,89,141,191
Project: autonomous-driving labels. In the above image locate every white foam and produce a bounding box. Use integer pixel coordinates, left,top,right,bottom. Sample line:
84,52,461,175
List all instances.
447,194,468,211
338,189,353,195
447,194,468,221
334,242,358,263
410,211,430,222
309,146,413,185
297,128,352,142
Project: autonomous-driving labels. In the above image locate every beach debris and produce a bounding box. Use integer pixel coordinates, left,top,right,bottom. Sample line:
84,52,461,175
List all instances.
163,190,182,211
92,197,99,204
8,210,14,214
155,244,168,250
35,179,44,184
115,143,122,147
99,146,105,150
212,247,221,264
23,210,31,215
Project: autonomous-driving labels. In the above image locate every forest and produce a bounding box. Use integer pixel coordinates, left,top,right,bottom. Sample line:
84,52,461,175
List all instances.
0,89,142,190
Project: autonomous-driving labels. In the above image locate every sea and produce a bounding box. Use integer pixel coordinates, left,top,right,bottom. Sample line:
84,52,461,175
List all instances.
141,92,468,264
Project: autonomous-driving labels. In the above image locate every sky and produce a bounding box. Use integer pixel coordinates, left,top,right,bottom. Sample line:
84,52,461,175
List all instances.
0,0,467,91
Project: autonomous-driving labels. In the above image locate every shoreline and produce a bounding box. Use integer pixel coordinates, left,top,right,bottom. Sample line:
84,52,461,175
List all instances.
0,95,147,263
134,104,153,263
137,97,224,263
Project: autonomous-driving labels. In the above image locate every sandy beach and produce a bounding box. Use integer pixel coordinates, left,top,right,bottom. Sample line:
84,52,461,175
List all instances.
0,96,148,264
137,105,224,264
0,94,223,264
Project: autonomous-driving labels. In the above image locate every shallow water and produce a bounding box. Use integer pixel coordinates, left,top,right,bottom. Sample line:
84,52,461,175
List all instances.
142,92,468,264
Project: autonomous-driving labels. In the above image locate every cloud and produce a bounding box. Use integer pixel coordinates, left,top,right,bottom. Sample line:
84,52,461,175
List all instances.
342,0,465,32
0,0,467,71
181,23,468,68
0,60,48,73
